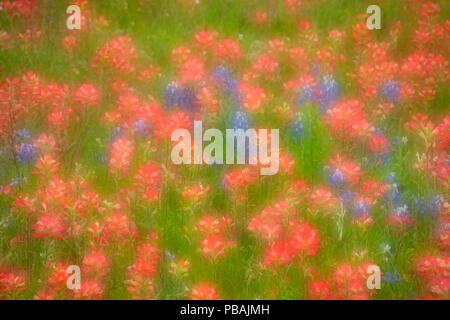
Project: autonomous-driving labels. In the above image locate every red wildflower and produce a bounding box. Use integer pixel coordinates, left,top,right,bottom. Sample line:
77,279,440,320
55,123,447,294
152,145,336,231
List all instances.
325,99,374,140
171,45,192,63
223,166,259,194
262,239,294,267
194,30,218,50
32,214,66,239
92,36,138,73
288,220,320,257
253,53,278,78
369,134,389,153
214,38,242,62
138,64,160,82
252,12,269,25
241,83,269,112
61,35,77,53
75,281,103,300
178,56,206,84
82,251,110,277
72,83,99,106
200,234,235,261
310,186,339,213
182,182,210,202
0,271,25,299
309,280,333,300
189,283,220,300
102,212,135,244
133,162,162,202
108,137,135,174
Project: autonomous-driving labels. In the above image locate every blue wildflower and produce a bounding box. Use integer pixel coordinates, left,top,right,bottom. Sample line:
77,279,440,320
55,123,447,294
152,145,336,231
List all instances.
212,65,241,109
328,168,346,187
414,195,444,217
382,271,403,285
230,110,252,161
10,176,19,186
437,222,450,239
380,150,392,165
166,251,175,260
318,75,339,110
384,183,402,205
291,113,305,139
414,196,427,215
164,82,197,110
94,152,108,164
15,129,31,140
342,190,356,205
164,81,182,106
231,110,250,131
16,143,36,162
297,84,316,106
354,199,371,217
393,204,409,218
380,80,401,103
132,119,149,135
111,126,124,141
430,195,444,214
386,172,397,183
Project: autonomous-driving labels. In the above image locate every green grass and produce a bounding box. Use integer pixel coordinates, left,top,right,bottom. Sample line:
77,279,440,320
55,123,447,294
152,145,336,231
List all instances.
0,0,448,300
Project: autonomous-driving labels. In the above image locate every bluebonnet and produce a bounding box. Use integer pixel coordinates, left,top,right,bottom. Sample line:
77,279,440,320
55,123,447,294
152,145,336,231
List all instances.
392,136,408,147
231,110,250,131
291,113,305,139
382,271,403,285
318,75,339,110
166,251,175,260
414,196,427,215
393,204,409,218
384,183,402,205
16,143,36,162
132,119,149,135
437,222,450,238
10,176,20,187
413,195,444,217
380,80,401,103
386,171,397,183
342,190,356,205
431,195,445,214
384,172,404,204
212,65,238,92
392,136,401,145
297,84,316,106
230,110,252,161
328,168,346,187
111,126,125,141
340,191,371,218
164,82,197,110
310,64,321,77
15,129,31,140
212,65,241,109
164,81,182,106
94,152,108,164
354,198,371,217
379,150,392,165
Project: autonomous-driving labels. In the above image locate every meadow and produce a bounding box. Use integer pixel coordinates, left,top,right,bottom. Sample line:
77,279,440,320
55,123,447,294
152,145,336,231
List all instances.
0,0,448,300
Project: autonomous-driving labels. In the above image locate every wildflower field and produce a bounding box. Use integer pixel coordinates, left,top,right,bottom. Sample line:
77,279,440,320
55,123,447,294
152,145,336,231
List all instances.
0,0,449,300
